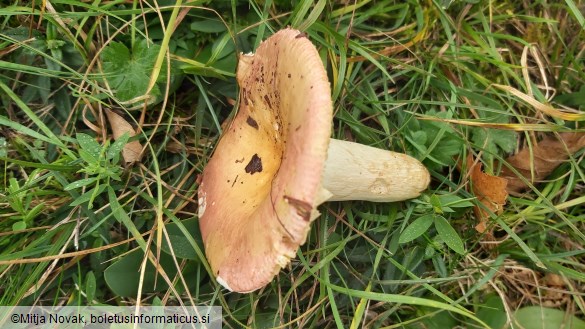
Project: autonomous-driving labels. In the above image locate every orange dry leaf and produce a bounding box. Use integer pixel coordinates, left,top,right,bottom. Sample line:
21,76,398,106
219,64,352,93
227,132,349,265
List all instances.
500,132,585,193
467,155,509,233
104,109,143,163
466,132,585,234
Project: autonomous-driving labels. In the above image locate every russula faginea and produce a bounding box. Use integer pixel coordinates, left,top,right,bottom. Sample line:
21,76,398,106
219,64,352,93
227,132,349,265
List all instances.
198,28,430,293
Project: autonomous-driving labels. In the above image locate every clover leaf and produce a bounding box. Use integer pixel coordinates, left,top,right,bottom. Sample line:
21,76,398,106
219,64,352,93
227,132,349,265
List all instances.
101,39,162,103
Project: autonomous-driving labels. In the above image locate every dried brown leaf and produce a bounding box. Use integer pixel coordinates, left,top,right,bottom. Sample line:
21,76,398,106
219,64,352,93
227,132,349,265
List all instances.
104,109,142,163
500,132,585,193
468,155,509,233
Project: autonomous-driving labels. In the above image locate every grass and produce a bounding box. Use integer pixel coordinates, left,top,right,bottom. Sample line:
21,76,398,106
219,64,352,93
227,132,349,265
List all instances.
1,0,584,328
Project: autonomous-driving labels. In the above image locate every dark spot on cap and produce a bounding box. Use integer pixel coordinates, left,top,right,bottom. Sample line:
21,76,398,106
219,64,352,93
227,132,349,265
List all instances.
246,116,259,129
288,73,291,78
242,88,249,105
310,85,313,89
245,154,263,175
263,95,273,109
235,157,244,163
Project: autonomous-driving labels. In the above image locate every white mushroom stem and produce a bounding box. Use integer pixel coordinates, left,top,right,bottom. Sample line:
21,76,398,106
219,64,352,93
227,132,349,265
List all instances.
320,139,430,202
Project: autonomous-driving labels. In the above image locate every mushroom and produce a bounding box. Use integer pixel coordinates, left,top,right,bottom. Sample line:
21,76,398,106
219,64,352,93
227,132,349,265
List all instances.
197,28,430,293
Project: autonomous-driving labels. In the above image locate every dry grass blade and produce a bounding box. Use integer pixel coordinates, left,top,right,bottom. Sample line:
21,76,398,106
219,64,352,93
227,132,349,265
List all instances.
418,116,566,132
493,84,585,121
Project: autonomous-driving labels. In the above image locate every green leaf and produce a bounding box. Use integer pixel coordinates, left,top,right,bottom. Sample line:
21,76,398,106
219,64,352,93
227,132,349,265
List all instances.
23,203,44,222
424,243,436,258
76,133,101,158
12,221,26,231
101,40,162,102
85,271,96,303
514,306,585,329
106,133,130,161
399,214,435,244
291,0,327,30
0,115,54,146
104,248,179,297
476,295,507,329
431,138,464,166
208,32,235,63
0,81,76,159
415,110,464,169
554,85,585,108
436,194,475,208
78,149,98,165
158,218,203,260
472,127,516,156
100,42,131,82
64,177,97,191
434,215,465,255
7,178,24,214
107,187,147,250
430,194,444,213
69,185,106,207
87,182,103,209
406,308,459,329
410,130,428,147
430,194,475,214
34,75,51,104
0,156,78,171
190,19,226,33
432,252,448,277
0,137,6,157
178,55,234,79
